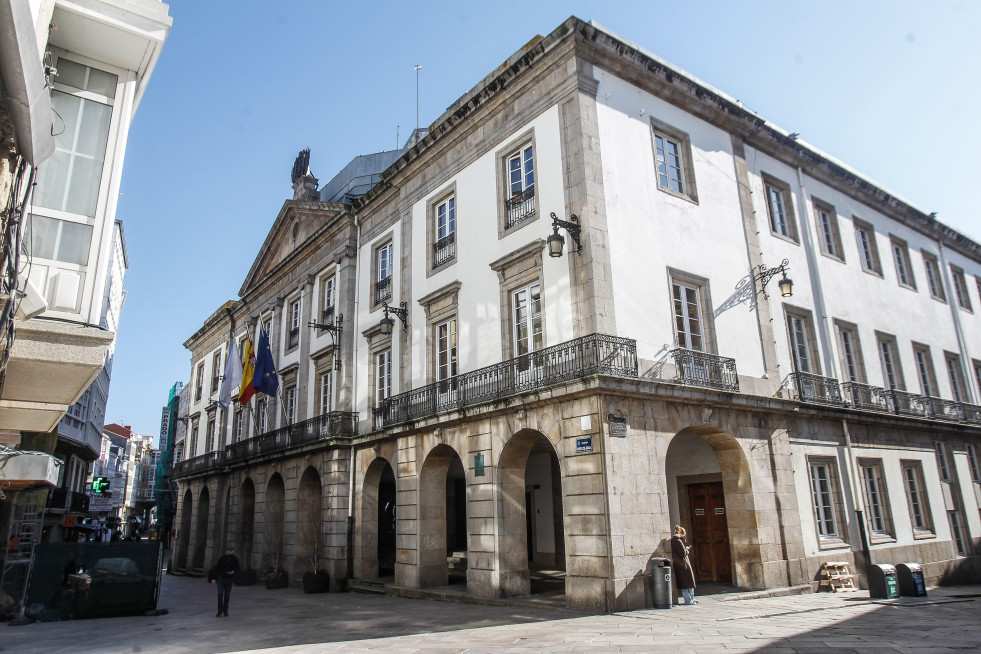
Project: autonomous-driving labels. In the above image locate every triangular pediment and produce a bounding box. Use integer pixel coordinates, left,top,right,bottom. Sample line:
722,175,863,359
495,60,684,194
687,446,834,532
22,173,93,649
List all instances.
239,199,349,298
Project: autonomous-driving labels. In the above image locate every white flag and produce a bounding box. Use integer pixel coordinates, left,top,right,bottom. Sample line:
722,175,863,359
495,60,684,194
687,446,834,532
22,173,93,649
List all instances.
218,340,243,411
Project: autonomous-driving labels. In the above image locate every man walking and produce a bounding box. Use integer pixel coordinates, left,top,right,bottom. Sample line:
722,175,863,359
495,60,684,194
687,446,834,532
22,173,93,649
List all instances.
211,546,240,617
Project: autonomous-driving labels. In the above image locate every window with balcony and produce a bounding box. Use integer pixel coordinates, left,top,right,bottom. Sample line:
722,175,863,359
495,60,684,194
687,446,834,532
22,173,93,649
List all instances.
921,251,946,301
860,459,894,539
809,458,846,543
673,282,704,352
321,274,336,325
935,441,953,483
890,236,916,289
951,266,972,311
945,353,967,403
902,461,933,534
211,351,222,395
813,199,844,261
854,218,882,275
374,241,394,305
651,118,698,203
233,409,243,443
431,192,456,270
257,399,267,434
320,371,334,415
375,349,392,408
966,443,981,484
285,385,297,424
763,175,798,242
912,344,938,397
512,283,543,360
834,320,866,383
195,363,204,402
188,422,199,458
876,333,905,390
206,418,215,452
436,318,458,382
504,144,536,230
287,298,301,351
787,310,819,375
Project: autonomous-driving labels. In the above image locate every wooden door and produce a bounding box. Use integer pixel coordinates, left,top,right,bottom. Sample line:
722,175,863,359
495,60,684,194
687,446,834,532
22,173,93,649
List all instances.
687,482,731,582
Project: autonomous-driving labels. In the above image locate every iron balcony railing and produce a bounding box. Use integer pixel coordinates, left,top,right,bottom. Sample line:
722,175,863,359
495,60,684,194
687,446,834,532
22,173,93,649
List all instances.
504,185,535,229
322,305,335,325
785,372,843,405
173,451,223,477
433,232,456,268
841,382,890,412
223,411,358,465
375,276,392,304
288,327,299,349
924,396,963,421
885,389,928,417
670,348,739,393
962,403,981,425
374,333,637,429
46,488,90,513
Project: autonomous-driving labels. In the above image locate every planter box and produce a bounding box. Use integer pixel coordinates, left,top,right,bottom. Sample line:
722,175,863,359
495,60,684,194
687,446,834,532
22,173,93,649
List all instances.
302,570,330,594
264,570,289,590
234,569,257,586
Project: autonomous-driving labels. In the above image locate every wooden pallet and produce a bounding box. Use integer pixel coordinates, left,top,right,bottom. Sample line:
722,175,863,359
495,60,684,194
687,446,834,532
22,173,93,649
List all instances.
821,561,857,592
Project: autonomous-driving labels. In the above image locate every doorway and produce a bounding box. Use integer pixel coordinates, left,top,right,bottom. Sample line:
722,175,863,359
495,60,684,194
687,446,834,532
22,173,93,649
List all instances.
687,481,731,583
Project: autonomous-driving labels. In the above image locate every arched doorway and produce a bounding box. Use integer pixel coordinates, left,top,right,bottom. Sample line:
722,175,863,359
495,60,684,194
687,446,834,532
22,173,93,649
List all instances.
498,429,565,597
176,488,192,570
664,425,761,588
359,458,396,579
264,474,286,571
192,486,210,570
240,478,255,568
418,444,467,588
296,467,323,576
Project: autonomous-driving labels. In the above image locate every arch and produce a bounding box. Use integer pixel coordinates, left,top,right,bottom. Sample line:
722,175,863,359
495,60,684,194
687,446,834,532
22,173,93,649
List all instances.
176,488,193,570
358,457,396,579
221,485,232,552
498,429,566,598
240,478,256,568
418,444,467,588
264,473,286,570
296,466,323,576
664,424,761,588
192,485,210,570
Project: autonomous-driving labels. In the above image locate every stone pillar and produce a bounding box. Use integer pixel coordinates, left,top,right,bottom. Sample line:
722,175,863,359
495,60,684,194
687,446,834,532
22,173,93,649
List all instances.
395,436,419,588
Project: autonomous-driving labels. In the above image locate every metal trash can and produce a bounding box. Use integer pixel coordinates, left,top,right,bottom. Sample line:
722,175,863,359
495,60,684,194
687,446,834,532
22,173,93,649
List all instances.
896,562,927,597
650,557,673,609
868,563,899,599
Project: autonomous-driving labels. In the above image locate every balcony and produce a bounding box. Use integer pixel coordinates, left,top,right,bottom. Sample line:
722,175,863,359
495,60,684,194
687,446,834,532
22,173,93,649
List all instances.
433,232,456,268
841,382,890,412
375,276,392,304
784,372,843,405
322,305,335,326
670,348,739,393
173,451,223,477
885,389,928,417
504,185,535,229
924,396,963,421
46,487,90,514
374,333,638,429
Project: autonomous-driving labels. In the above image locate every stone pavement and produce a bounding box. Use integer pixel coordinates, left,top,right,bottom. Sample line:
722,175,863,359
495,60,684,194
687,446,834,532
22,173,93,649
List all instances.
2,573,979,654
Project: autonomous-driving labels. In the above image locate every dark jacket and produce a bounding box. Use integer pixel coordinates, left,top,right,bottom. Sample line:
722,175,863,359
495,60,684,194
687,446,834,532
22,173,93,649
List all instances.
671,536,695,589
214,553,240,580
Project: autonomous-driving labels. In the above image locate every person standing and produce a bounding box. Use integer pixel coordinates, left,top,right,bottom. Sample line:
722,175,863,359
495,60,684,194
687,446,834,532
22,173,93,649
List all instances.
211,546,240,617
671,525,697,605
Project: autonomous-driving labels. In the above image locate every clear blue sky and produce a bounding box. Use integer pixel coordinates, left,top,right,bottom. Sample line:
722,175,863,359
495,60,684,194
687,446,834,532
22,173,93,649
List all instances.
106,0,981,438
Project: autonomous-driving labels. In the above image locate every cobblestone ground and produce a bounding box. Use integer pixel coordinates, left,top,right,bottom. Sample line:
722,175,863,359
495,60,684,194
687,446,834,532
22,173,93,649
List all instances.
2,573,978,654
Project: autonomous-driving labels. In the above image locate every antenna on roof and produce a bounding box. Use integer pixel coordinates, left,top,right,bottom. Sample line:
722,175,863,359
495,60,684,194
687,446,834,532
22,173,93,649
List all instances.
414,65,422,132
397,125,399,150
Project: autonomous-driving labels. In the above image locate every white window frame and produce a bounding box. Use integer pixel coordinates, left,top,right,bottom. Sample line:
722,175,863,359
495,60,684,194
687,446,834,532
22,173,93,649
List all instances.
945,353,966,403
320,370,334,415
672,281,704,352
376,349,392,408
854,218,881,275
951,266,972,311
809,460,840,540
877,334,904,391
922,252,946,301
912,344,937,397
764,177,797,241
507,145,535,200
257,399,267,434
814,200,844,261
890,237,916,289
285,386,297,424
860,460,892,538
436,318,458,382
949,511,967,555
935,441,952,483
837,324,863,383
512,283,543,359
902,461,933,534
788,313,815,374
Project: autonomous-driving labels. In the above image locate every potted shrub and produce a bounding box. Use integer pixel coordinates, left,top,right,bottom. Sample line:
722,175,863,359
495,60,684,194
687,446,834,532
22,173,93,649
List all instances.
302,568,330,593
234,567,257,586
264,566,289,589
298,504,328,593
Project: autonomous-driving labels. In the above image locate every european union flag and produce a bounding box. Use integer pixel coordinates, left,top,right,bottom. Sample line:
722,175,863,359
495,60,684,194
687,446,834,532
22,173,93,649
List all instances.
252,326,279,397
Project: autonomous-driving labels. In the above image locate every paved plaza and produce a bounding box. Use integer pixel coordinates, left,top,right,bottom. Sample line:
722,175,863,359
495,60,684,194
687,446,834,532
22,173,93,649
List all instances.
2,572,979,654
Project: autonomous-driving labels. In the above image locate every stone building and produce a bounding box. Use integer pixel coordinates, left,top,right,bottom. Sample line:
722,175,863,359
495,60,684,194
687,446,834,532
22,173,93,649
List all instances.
174,17,981,611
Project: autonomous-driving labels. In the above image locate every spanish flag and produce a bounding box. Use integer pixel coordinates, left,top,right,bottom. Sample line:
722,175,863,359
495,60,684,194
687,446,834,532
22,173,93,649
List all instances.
238,335,257,405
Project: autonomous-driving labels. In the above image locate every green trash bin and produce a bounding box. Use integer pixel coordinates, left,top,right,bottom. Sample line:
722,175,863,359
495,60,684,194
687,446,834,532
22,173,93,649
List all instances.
869,563,899,599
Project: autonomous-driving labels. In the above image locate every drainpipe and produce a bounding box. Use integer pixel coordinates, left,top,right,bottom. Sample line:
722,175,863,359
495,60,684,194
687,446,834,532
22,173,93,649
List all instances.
347,209,362,581
842,419,871,583
795,167,838,380
937,241,977,403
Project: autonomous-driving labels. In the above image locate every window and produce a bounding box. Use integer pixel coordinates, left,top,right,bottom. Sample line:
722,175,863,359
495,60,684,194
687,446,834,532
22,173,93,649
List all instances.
860,460,893,538
951,266,972,311
650,118,697,202
374,241,394,305
912,344,938,397
512,283,543,359
504,144,535,229
813,200,844,260
206,418,215,452
835,321,866,383
854,218,881,275
876,333,904,390
935,441,952,483
945,353,967,402
436,319,458,382
763,176,798,241
321,274,336,324
921,252,946,301
433,194,456,269
285,386,297,424
949,511,967,555
195,363,205,402
673,282,704,351
375,349,392,407
27,214,93,265
211,351,222,394
188,423,199,458
902,461,933,533
257,399,268,433
787,310,819,374
966,443,981,484
808,459,844,541
233,409,243,442
320,371,334,415
890,237,916,289
288,298,301,350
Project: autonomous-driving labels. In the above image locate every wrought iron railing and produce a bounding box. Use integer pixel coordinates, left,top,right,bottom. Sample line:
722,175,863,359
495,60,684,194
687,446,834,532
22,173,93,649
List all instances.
322,305,335,325
842,382,890,412
174,451,223,477
785,372,843,405
962,403,981,425
375,276,392,304
46,488,90,513
374,333,637,429
670,348,739,392
433,233,455,268
924,396,962,421
504,185,535,229
885,389,928,417
223,411,358,464
288,327,299,349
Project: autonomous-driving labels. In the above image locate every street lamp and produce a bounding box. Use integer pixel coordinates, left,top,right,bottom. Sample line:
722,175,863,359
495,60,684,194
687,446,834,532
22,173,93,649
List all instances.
754,259,794,299
547,212,582,258
379,302,408,336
